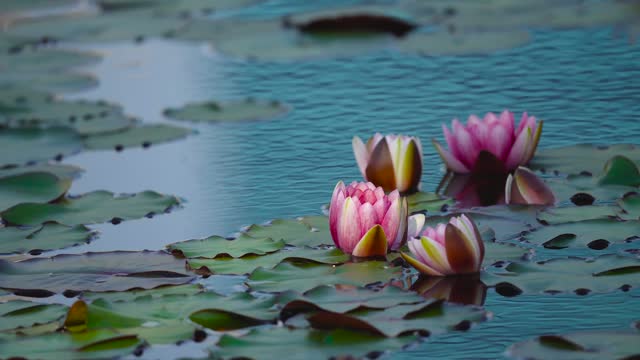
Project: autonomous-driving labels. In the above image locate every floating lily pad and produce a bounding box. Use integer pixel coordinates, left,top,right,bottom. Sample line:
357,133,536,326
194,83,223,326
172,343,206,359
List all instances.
215,326,419,360
282,285,424,315
0,222,94,255
0,330,142,360
0,0,77,14
0,48,100,73
530,144,640,176
81,284,204,303
0,164,83,181
168,234,285,259
598,155,640,187
7,11,187,43
83,124,192,151
537,205,619,225
398,30,530,56
164,98,288,123
0,71,99,93
482,241,533,266
243,218,332,247
247,260,403,293
98,0,261,15
186,248,349,275
406,192,452,214
1,190,180,226
618,193,640,221
546,174,635,204
522,219,639,251
0,127,83,167
0,251,194,294
507,330,640,360
0,172,70,211
482,255,640,294
0,301,67,331
308,299,486,337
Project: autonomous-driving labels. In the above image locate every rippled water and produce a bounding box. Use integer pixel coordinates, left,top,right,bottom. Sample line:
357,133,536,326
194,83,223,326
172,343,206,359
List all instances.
39,1,640,358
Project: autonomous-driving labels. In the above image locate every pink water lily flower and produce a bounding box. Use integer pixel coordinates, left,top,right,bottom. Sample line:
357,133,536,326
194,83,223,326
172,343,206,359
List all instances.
329,181,408,257
505,167,556,205
353,134,423,194
433,111,543,174
401,214,484,276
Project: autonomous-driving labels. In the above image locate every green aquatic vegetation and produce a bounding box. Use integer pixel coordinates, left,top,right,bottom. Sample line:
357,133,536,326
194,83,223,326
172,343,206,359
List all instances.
164,98,289,123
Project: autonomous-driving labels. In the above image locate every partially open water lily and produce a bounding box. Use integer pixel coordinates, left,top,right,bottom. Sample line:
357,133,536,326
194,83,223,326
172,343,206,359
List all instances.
433,110,542,174
329,181,408,257
353,133,423,194
401,214,484,276
505,166,556,205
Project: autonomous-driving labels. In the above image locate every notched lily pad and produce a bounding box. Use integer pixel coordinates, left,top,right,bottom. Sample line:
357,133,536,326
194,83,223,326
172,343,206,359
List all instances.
0,127,83,167
0,164,83,182
530,144,640,176
507,330,640,360
0,172,71,212
0,251,194,293
83,124,193,151
536,205,620,225
164,98,288,123
0,222,95,255
168,234,285,259
1,190,180,226
482,255,640,294
243,217,332,247
618,193,640,221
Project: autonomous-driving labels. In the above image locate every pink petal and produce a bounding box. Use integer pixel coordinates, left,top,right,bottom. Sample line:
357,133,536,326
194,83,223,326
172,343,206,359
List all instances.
433,139,471,174
486,124,511,162
337,197,362,253
498,110,515,136
352,136,369,179
513,167,556,205
452,119,480,168
505,125,532,171
357,202,379,238
329,181,346,246
408,214,426,239
381,197,401,249
443,123,461,160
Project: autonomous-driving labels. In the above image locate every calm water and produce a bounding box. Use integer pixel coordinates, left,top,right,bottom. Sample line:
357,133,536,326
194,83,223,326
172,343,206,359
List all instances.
39,1,640,358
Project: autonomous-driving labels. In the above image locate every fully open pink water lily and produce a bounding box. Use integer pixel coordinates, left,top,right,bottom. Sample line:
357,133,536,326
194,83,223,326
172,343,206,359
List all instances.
505,166,556,205
401,214,484,276
329,181,408,257
353,134,423,194
433,110,543,174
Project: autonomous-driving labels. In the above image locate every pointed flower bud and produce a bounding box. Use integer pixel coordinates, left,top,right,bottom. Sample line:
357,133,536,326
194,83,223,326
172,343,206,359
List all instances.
505,166,556,205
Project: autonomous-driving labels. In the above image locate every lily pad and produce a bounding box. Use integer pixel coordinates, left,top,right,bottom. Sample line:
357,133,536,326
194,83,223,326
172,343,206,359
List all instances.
530,144,640,176
536,205,619,225
0,172,70,211
0,48,101,73
83,124,192,151
308,299,487,337
521,219,639,251
482,241,533,266
546,174,635,204
0,251,194,294
618,193,640,221
168,234,285,258
81,284,204,303
0,301,67,331
406,191,453,214
98,0,261,15
0,0,76,14
215,326,419,360
186,247,349,275
482,254,640,294
164,98,288,123
507,330,640,360
243,218,332,247
0,222,94,255
0,164,83,181
398,30,531,56
0,330,143,360
0,127,83,167
598,155,640,187
247,260,403,293
1,190,180,226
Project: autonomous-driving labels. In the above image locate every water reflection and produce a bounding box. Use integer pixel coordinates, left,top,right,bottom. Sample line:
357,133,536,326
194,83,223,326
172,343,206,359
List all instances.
410,274,487,306
437,172,508,208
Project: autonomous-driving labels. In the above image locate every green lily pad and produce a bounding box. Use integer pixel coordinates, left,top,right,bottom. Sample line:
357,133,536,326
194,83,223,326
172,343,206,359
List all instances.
537,205,619,225
215,326,419,360
0,222,94,255
0,0,76,13
0,172,70,211
0,48,100,73
308,299,487,337
83,124,192,151
282,285,424,315
1,190,180,226
546,174,635,204
530,144,640,176
618,193,640,221
398,30,530,56
482,241,533,266
406,191,453,214
521,219,639,251
0,164,83,181
168,234,285,259
0,301,67,331
482,254,640,294
243,218,332,247
81,284,204,303
246,260,403,293
7,11,187,43
0,251,194,293
598,155,640,187
98,0,260,14
0,330,142,360
507,330,640,360
186,247,349,275
164,98,288,123
0,127,83,167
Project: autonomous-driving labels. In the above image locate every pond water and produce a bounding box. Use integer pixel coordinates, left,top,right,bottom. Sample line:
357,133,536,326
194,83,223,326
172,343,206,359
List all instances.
3,0,640,359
